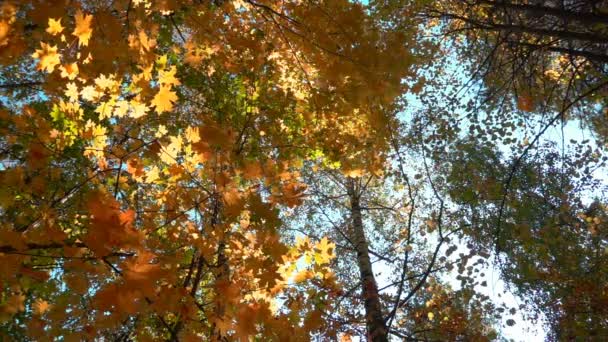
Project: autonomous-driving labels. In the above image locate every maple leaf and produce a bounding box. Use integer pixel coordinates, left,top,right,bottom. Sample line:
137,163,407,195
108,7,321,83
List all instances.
517,95,534,112
80,85,99,101
65,82,79,101
151,85,178,113
0,21,9,47
158,65,181,87
73,10,93,46
242,161,263,180
184,126,200,143
59,63,79,80
32,42,61,73
3,293,25,314
212,316,233,337
94,74,118,91
33,299,51,315
314,237,335,265
144,166,160,183
235,305,258,339
46,18,63,35
130,100,148,119
64,274,89,295
113,100,130,117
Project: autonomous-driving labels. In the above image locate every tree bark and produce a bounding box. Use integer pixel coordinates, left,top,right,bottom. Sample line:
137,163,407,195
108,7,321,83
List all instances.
210,192,229,339
346,178,388,342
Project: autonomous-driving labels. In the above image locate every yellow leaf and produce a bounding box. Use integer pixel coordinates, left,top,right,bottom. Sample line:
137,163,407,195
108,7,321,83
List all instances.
94,74,117,91
129,100,148,119
427,312,434,321
156,54,168,68
158,65,181,87
65,82,79,101
46,18,63,35
344,168,363,178
32,42,60,73
314,237,335,265
151,85,177,113
95,99,114,120
59,63,79,80
160,135,182,164
80,85,99,101
145,166,160,183
113,100,130,117
155,124,168,138
184,126,200,144
73,10,93,46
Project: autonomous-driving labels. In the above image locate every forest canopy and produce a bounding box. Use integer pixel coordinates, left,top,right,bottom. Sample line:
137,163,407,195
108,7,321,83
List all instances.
0,0,607,341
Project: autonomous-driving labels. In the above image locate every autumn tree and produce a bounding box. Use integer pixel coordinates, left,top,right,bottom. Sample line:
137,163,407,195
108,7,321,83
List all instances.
0,0,417,340
289,144,500,341
1,0,607,341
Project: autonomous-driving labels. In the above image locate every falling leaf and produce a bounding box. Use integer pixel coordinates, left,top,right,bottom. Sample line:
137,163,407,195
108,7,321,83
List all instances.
73,11,93,46
46,18,63,35
32,42,60,73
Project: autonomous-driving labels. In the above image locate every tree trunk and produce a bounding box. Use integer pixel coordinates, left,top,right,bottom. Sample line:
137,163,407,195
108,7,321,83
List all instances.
211,193,229,339
346,178,388,342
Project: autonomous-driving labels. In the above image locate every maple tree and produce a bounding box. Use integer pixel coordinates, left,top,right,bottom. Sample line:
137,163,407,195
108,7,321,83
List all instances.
0,0,418,340
1,0,607,341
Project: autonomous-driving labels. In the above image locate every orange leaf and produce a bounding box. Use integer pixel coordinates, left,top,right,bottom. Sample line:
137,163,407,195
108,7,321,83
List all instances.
517,95,534,112
3,293,25,314
0,21,9,47
73,10,93,46
33,299,51,315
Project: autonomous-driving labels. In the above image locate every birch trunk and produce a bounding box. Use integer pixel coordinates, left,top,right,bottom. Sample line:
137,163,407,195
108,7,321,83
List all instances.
346,178,388,342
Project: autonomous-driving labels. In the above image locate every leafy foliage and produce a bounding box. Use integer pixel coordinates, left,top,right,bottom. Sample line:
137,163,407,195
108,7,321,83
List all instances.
1,0,607,341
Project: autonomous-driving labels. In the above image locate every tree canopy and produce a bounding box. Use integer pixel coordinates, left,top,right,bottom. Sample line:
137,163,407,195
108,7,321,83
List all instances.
0,0,607,341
